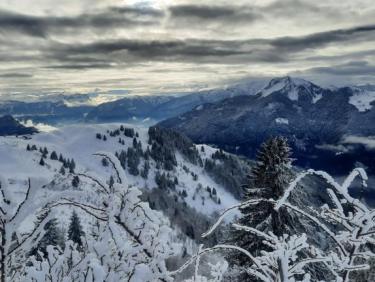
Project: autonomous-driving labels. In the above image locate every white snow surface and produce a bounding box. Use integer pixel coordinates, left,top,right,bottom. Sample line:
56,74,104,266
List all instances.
275,118,289,125
0,124,238,222
349,88,375,112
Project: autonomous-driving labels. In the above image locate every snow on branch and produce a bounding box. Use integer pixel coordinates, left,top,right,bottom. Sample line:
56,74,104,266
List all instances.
202,198,268,238
177,166,374,282
274,167,374,282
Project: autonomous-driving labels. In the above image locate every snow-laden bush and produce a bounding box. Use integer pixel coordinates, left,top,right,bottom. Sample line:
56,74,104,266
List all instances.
173,167,375,282
1,152,179,282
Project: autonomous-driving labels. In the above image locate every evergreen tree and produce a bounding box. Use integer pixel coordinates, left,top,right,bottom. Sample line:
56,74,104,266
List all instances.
72,176,80,188
59,153,64,162
69,159,76,173
140,161,150,179
67,210,85,248
26,144,31,151
127,147,140,176
39,157,45,166
109,176,114,190
103,135,107,141
59,166,65,175
50,151,58,160
30,218,62,258
228,137,295,281
102,157,109,167
117,150,127,169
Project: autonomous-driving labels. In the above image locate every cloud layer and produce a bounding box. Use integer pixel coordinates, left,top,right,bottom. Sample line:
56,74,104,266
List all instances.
0,0,374,99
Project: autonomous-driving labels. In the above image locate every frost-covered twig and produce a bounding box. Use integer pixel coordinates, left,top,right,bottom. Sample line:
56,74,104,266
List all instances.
274,167,375,281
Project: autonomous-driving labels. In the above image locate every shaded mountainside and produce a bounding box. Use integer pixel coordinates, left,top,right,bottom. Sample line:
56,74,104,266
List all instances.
159,77,375,175
0,115,37,136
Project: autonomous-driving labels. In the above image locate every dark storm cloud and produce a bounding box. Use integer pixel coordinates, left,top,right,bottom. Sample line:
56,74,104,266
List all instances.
49,39,251,63
41,23,375,66
167,1,346,27
169,4,260,23
0,7,163,37
0,10,48,37
308,61,375,76
44,63,114,70
271,25,375,51
0,72,33,78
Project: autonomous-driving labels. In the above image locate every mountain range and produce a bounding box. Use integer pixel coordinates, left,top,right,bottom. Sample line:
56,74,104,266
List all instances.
159,76,375,176
2,76,375,176
0,80,266,124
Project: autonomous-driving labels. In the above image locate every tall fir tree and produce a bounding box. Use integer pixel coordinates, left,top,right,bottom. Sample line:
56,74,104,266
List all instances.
67,210,85,248
227,137,296,281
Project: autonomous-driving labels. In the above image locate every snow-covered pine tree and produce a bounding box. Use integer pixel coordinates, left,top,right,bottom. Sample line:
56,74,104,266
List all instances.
67,210,85,248
17,152,179,281
228,137,296,280
29,218,63,259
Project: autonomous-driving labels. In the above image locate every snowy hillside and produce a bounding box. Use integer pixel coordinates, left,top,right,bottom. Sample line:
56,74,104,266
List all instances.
0,123,252,281
0,124,249,244
0,124,239,214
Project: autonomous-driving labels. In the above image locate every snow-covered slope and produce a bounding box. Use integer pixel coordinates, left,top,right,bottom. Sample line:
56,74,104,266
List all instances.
348,87,375,112
0,124,242,222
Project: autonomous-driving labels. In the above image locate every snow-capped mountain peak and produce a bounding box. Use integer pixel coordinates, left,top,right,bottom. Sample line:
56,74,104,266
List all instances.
257,76,325,103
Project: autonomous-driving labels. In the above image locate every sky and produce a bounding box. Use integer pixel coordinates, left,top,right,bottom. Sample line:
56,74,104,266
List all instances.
0,0,375,101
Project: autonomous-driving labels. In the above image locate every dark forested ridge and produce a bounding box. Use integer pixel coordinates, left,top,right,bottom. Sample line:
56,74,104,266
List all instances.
0,115,37,136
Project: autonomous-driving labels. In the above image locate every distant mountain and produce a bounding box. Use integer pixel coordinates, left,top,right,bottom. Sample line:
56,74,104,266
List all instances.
85,80,266,122
0,100,94,124
0,115,37,136
159,76,375,175
0,80,266,125
85,95,173,122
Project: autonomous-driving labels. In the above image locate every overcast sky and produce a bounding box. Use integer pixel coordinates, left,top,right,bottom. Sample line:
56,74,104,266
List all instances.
0,0,375,100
